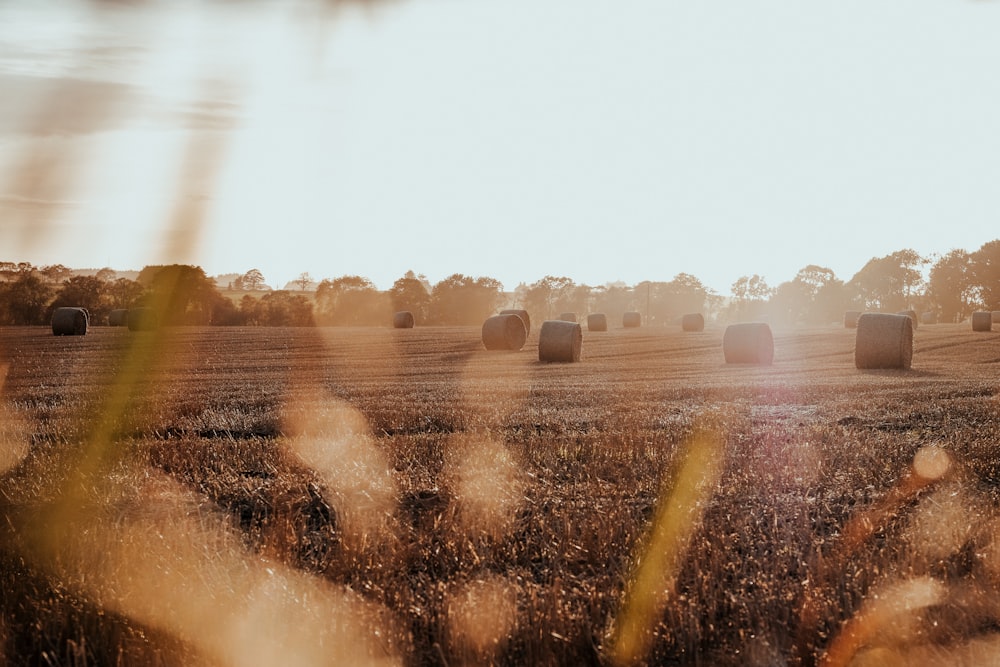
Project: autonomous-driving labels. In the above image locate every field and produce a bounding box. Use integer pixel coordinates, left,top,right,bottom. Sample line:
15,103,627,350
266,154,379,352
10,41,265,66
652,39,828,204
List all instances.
2,322,1000,666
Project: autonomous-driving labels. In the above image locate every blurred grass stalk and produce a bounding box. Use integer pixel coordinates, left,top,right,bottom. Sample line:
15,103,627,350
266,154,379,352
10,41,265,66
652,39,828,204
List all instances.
607,421,725,666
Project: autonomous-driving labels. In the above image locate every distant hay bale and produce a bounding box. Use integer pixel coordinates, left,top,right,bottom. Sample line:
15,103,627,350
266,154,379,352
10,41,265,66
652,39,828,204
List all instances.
622,311,642,328
972,311,992,332
722,323,773,365
51,307,88,336
920,312,937,325
855,313,913,369
482,314,526,351
538,320,582,362
499,309,530,336
681,313,705,332
108,309,128,327
127,307,159,332
897,309,919,330
557,312,577,323
586,313,607,332
844,311,862,328
392,311,414,329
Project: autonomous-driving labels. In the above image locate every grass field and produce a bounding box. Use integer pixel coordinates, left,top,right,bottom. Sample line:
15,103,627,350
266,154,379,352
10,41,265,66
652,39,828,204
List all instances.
1,322,1000,666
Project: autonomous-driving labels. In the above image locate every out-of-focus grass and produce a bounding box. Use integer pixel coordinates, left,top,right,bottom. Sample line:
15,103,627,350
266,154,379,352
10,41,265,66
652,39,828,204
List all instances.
2,325,1000,665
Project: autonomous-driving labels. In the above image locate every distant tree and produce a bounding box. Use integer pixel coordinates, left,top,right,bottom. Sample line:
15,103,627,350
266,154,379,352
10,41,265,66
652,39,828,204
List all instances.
257,291,315,326
0,271,53,324
970,239,1000,309
315,275,388,325
108,277,145,310
388,272,431,324
427,274,505,325
848,249,927,312
239,268,267,292
768,265,846,325
590,282,635,324
95,267,117,282
40,264,73,284
639,273,711,325
522,276,576,324
292,272,313,291
139,264,228,325
49,275,110,322
927,249,976,322
730,274,772,320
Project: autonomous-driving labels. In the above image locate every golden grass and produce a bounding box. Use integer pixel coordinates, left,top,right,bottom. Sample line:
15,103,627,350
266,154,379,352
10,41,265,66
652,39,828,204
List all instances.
2,323,1000,665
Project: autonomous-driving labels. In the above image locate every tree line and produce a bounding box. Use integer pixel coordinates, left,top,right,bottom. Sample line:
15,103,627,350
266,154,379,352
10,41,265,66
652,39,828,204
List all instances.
1,239,998,328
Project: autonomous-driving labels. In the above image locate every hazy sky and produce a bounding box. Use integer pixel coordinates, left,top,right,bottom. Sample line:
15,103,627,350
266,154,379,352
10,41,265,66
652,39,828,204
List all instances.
1,0,998,294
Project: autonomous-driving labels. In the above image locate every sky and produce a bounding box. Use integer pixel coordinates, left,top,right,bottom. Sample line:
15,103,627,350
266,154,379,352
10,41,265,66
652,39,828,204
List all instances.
1,0,999,295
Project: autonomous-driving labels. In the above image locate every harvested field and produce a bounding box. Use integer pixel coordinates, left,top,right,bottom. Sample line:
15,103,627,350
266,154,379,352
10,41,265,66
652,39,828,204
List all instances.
2,323,1000,666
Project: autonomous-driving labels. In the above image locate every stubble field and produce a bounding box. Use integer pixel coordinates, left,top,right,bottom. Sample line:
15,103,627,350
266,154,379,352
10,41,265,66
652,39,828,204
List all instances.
1,321,999,666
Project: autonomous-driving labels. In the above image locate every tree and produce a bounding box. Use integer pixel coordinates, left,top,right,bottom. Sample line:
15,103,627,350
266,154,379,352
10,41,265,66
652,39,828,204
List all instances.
388,272,431,324
108,277,145,310
239,268,267,292
427,274,505,325
139,264,228,325
848,249,927,312
590,282,635,324
0,271,53,324
927,249,975,323
768,265,847,326
50,275,110,322
970,239,1000,309
730,274,772,320
40,264,73,284
292,272,313,291
315,275,388,325
257,291,315,326
522,276,577,324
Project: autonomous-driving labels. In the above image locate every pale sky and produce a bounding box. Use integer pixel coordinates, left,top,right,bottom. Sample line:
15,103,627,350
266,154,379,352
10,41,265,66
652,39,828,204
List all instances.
1,0,998,294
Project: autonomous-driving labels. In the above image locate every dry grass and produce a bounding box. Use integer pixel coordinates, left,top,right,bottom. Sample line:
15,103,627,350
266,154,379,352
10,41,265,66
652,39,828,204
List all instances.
2,323,1000,665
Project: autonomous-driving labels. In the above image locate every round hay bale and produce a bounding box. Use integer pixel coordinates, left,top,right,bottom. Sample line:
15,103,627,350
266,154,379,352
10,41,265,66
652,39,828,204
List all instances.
854,313,913,369
108,308,128,327
681,313,705,332
557,312,577,323
538,320,582,362
51,307,88,336
920,312,937,325
393,311,415,329
972,311,992,332
499,309,530,336
993,311,1000,324
622,311,642,328
586,313,607,332
127,307,159,332
482,314,526,351
722,322,773,365
897,309,919,330
844,311,862,329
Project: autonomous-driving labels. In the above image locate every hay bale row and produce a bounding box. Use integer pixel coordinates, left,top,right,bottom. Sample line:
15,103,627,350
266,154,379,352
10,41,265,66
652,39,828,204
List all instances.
844,310,862,329
538,320,582,362
51,307,88,336
855,313,912,369
972,311,993,332
127,307,159,332
722,323,773,365
587,313,607,332
393,311,415,329
499,309,530,336
622,312,642,328
681,313,704,332
482,314,527,351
